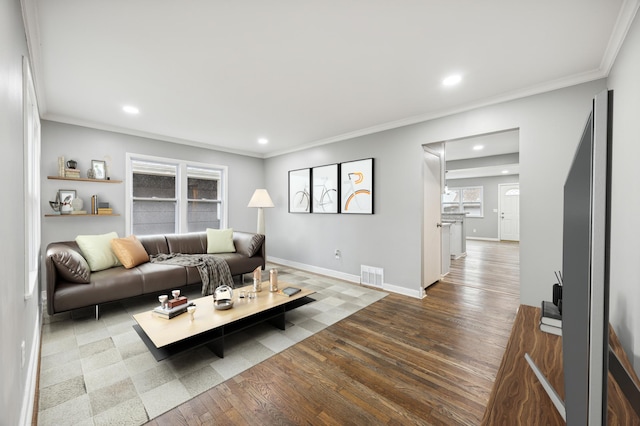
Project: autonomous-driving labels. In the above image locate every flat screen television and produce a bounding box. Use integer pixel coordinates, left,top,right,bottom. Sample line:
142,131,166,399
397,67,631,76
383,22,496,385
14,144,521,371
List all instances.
526,89,640,425
561,89,611,425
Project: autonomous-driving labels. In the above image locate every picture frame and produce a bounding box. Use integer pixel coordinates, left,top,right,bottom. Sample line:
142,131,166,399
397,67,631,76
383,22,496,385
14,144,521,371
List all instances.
57,189,76,206
340,158,374,214
288,168,311,213
91,159,107,180
311,164,339,213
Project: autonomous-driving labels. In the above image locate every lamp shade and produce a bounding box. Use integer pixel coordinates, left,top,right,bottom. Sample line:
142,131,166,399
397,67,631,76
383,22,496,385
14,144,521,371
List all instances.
247,189,274,208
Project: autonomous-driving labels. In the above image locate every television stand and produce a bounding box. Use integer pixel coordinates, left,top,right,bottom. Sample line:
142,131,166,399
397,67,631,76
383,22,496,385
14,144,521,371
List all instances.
482,305,640,425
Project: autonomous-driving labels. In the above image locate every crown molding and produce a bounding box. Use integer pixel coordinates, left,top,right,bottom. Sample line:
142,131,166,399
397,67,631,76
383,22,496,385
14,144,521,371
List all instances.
264,68,606,158
600,0,640,74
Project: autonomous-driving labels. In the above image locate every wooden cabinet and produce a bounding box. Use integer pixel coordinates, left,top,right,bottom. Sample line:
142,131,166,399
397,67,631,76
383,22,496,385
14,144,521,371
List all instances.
482,305,640,425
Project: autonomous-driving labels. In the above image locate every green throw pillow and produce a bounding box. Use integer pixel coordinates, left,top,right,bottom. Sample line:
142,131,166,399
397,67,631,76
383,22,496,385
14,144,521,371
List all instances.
206,228,236,254
75,232,122,272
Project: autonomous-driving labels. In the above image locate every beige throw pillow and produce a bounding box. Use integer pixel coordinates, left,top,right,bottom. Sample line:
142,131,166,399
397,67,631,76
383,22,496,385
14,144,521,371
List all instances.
75,232,121,272
111,235,150,269
206,228,236,254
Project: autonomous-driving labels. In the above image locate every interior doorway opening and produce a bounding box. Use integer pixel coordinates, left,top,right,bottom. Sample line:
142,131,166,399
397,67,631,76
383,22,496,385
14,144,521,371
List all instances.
422,129,521,296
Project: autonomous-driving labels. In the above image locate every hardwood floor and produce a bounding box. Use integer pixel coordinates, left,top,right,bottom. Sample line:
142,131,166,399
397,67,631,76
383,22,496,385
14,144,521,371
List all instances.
147,240,520,425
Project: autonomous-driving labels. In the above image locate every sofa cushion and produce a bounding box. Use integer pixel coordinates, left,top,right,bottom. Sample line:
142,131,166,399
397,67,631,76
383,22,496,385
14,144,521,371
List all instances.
234,233,265,257
111,235,150,269
75,232,122,272
50,248,91,284
206,228,236,254
137,234,170,256
166,232,207,254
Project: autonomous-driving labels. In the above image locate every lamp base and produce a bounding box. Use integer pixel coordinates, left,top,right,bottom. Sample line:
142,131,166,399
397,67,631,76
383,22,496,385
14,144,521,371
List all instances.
257,207,265,235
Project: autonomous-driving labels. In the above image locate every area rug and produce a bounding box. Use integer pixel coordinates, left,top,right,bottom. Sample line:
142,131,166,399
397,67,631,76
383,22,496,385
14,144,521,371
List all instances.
37,265,387,425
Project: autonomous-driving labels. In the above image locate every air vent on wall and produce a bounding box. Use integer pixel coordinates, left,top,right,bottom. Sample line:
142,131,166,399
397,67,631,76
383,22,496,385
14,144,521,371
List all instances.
361,265,383,288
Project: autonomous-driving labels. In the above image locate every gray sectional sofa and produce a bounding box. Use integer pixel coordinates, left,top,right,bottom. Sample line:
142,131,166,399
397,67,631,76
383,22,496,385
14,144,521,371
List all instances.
45,230,265,317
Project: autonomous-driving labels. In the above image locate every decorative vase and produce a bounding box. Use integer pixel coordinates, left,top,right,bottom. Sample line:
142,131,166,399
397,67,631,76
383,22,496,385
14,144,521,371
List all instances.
71,198,83,211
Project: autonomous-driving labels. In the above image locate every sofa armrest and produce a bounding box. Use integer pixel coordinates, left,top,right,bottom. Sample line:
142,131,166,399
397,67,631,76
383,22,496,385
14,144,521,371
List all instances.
233,232,265,257
45,241,91,315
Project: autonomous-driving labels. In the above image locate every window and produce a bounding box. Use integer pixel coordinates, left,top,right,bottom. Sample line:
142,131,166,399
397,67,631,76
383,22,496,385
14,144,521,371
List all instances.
126,154,227,235
442,186,483,217
23,57,40,299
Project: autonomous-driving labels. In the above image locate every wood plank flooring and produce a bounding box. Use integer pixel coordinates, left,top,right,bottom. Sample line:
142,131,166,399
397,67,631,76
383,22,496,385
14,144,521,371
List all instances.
147,240,520,425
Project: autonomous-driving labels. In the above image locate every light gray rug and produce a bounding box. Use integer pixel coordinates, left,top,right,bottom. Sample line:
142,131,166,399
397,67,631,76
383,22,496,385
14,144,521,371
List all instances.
37,265,387,425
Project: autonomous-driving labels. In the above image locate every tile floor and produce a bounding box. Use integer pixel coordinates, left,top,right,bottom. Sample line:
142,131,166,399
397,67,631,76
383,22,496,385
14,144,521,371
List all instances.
37,265,386,425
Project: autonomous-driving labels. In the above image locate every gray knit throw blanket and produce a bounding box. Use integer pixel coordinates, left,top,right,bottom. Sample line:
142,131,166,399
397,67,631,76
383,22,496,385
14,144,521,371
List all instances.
149,253,234,296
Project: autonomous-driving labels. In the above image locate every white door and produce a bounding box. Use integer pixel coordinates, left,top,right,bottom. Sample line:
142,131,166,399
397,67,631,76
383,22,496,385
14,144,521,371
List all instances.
499,183,520,241
423,148,442,291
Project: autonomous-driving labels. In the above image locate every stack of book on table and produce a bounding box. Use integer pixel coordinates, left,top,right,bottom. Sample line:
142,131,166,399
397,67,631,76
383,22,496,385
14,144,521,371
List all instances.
539,300,562,336
153,296,193,319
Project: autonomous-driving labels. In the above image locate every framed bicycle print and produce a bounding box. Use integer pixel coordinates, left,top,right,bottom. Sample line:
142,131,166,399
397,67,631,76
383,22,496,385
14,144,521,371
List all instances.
289,168,311,213
340,158,373,214
311,164,338,213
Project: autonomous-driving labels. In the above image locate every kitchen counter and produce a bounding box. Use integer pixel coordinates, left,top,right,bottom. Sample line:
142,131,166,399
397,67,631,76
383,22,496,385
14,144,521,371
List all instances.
442,213,467,259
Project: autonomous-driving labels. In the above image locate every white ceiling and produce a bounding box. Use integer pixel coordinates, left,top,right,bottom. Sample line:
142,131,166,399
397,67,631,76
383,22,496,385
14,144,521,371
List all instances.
23,1,639,158
443,130,519,179
445,130,519,161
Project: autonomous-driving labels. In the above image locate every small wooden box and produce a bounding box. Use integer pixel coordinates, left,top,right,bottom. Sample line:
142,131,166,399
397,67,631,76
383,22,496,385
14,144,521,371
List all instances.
167,296,187,309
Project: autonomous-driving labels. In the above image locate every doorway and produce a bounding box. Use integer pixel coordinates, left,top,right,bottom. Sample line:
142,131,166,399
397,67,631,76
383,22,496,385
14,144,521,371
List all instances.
423,129,521,294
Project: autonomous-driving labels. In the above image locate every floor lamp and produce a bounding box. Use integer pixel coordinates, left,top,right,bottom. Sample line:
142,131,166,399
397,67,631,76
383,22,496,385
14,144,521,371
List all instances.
248,189,274,235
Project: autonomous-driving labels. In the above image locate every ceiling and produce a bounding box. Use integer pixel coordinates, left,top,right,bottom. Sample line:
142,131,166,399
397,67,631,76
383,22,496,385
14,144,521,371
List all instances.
444,130,520,179
23,1,638,158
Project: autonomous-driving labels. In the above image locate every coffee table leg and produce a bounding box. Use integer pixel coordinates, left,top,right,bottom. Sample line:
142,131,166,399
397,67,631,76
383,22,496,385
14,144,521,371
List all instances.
267,312,286,330
210,336,225,358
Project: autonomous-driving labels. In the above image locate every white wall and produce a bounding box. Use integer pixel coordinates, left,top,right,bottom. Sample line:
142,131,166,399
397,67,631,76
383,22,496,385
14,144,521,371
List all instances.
607,10,640,370
1,0,41,424
40,121,265,249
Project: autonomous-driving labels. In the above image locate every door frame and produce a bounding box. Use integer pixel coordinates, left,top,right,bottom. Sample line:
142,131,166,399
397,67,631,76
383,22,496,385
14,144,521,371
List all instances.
422,143,445,297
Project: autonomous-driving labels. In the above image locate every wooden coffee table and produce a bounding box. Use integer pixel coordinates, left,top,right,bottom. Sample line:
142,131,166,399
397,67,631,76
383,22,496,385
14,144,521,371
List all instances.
132,283,315,361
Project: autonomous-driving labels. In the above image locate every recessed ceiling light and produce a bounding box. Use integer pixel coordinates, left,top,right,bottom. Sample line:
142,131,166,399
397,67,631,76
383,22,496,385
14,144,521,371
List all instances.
473,145,484,151
442,74,462,87
122,105,139,114
502,170,509,174
258,138,269,145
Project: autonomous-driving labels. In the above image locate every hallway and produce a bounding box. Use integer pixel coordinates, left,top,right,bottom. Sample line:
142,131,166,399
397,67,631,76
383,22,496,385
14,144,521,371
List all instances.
443,239,520,297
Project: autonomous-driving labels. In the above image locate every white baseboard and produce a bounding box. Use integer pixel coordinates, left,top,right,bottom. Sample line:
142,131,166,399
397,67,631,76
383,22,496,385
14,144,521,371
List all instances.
267,256,423,299
466,237,500,241
268,256,360,283
19,305,41,426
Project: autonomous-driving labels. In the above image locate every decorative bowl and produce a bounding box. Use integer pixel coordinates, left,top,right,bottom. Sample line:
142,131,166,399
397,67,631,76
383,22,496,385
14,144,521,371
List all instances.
213,299,234,310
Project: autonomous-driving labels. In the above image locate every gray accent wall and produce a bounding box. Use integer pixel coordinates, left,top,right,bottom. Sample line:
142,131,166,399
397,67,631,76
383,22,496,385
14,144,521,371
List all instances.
2,0,41,424
446,174,520,240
